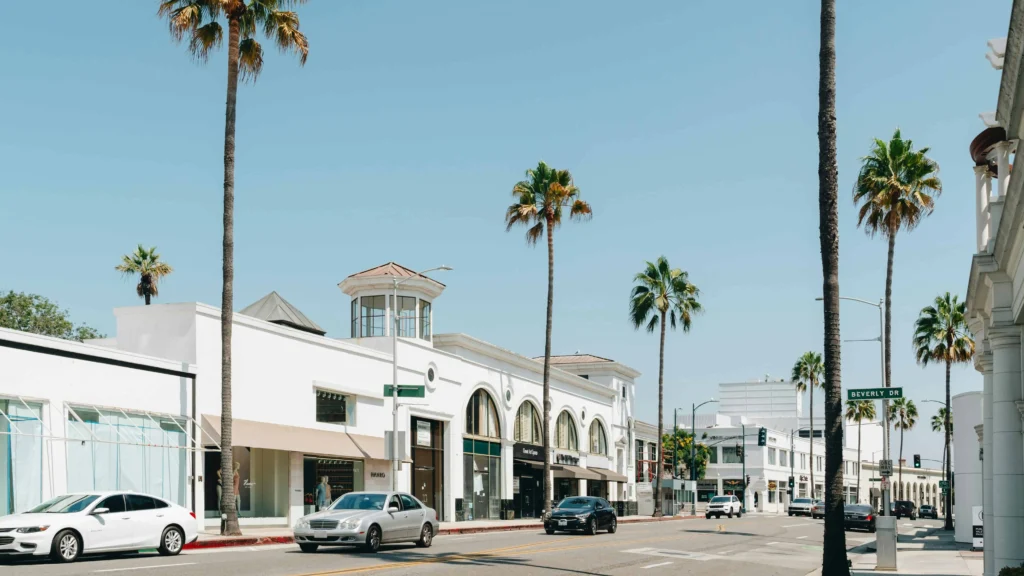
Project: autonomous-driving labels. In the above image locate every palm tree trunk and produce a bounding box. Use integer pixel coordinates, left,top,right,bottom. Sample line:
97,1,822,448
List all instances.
817,0,848,571
943,358,953,530
145,293,151,306
810,383,814,498
653,310,666,517
884,232,895,440
898,427,904,501
541,217,554,518
219,14,241,537
857,420,862,503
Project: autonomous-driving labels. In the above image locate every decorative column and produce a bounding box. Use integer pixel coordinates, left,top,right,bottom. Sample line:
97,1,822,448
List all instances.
991,328,1024,571
994,141,1012,198
975,165,992,252
980,351,995,576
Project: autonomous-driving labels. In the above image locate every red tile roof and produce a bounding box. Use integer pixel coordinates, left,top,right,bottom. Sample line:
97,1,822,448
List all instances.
345,262,445,286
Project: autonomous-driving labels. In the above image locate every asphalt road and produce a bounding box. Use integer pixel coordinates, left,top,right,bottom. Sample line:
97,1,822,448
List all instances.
0,515,942,576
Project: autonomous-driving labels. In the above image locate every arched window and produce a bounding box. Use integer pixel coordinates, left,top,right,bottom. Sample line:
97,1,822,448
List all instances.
514,402,543,445
589,420,607,455
555,411,578,451
465,389,500,438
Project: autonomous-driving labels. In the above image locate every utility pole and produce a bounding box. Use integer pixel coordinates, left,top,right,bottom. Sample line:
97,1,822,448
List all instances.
741,422,746,514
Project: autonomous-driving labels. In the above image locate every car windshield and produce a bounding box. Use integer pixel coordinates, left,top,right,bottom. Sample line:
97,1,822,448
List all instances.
332,493,386,511
28,494,100,514
794,499,812,504
710,496,731,503
557,498,595,510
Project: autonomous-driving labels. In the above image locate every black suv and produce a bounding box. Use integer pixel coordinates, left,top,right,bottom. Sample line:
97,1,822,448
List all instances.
894,500,917,520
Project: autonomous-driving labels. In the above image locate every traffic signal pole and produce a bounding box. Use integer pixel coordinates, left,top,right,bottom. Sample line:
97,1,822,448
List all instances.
741,422,746,514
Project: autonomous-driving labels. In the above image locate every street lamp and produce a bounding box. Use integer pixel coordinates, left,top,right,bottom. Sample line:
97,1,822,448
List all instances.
816,295,891,517
390,265,452,491
688,398,717,516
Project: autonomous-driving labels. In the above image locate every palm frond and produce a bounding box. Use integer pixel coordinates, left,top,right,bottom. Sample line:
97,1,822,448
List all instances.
628,256,701,335
264,10,309,65
189,21,223,63
239,37,265,83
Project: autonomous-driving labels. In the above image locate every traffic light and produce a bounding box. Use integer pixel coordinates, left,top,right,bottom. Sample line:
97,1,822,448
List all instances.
914,454,921,469
735,444,743,459
757,427,767,446
788,476,795,489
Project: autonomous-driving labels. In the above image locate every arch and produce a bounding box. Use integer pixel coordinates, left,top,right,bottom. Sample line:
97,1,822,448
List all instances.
514,400,543,445
589,419,608,456
465,388,501,438
555,410,580,451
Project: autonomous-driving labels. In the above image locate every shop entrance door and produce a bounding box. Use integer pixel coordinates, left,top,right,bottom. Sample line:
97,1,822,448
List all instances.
411,417,444,521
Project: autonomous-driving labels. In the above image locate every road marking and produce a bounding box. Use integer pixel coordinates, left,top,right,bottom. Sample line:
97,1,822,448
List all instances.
94,564,196,573
643,562,673,569
766,541,780,545
782,523,813,528
797,536,808,539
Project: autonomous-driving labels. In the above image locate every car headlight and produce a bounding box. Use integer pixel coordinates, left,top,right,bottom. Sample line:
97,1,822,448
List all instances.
340,518,361,529
15,526,49,533
575,513,590,520
295,519,310,529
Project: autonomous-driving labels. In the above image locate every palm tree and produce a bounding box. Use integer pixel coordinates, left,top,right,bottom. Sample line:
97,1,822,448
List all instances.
888,398,918,500
845,400,877,504
629,256,701,516
505,161,591,517
914,292,974,531
792,352,824,498
159,0,309,537
931,408,953,484
115,245,173,305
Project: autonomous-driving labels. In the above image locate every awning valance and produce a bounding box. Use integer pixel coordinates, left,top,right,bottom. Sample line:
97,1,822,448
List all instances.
587,467,629,483
552,464,601,480
870,488,881,498
202,415,385,461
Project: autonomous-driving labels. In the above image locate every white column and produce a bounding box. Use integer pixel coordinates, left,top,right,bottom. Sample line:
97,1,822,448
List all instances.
991,329,1024,571
995,141,1012,198
980,352,996,576
287,452,304,527
976,165,992,252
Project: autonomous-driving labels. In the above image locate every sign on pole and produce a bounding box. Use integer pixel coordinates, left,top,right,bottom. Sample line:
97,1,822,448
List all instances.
939,480,949,490
972,506,984,551
848,387,903,401
879,459,893,477
383,384,426,398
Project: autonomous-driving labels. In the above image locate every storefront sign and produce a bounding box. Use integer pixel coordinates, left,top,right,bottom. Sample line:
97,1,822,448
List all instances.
417,421,432,447
723,479,744,488
555,453,579,466
800,475,808,482
370,471,386,479
696,480,718,490
768,481,777,490
514,443,544,462
972,506,983,550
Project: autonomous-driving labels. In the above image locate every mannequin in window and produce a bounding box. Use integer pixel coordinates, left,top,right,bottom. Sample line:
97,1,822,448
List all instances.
316,476,330,511
232,461,241,513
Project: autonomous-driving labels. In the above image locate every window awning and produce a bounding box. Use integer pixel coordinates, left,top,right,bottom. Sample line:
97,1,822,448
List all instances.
587,467,629,483
870,488,881,498
201,415,385,461
551,465,602,480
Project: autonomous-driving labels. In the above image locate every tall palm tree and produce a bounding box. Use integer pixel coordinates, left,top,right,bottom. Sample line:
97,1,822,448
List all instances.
888,398,918,500
159,0,309,537
505,161,591,517
115,245,173,305
913,292,974,531
629,256,701,516
818,0,848,572
844,400,877,504
792,352,824,498
931,408,953,485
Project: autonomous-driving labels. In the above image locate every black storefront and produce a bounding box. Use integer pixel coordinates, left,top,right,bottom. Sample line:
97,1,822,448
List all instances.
512,443,544,519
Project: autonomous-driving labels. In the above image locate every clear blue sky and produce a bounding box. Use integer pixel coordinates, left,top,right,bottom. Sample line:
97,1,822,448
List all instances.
0,0,1008,465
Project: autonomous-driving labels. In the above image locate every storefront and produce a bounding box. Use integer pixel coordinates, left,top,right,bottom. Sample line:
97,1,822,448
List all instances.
0,399,42,515
303,457,364,513
411,417,444,520
462,389,502,521
723,478,745,502
586,468,628,500
512,443,544,519
552,453,599,502
697,479,718,503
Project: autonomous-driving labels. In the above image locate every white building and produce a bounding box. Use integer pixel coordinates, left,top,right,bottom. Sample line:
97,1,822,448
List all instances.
0,262,640,527
953,391,983,544
965,8,1024,573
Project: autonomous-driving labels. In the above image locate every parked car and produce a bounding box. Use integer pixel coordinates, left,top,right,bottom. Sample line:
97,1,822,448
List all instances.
843,504,876,533
545,497,617,535
894,500,917,520
293,491,438,553
788,498,814,517
919,505,938,519
811,500,826,519
705,495,742,519
0,491,198,563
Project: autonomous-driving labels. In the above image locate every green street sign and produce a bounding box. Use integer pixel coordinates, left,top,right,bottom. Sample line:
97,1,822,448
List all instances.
869,478,882,482
383,384,425,398
939,480,949,489
847,387,903,401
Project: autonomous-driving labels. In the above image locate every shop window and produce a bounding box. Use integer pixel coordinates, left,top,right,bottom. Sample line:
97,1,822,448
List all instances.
465,390,500,438
463,438,501,520
589,420,608,456
768,448,776,465
0,399,43,515
420,300,432,341
514,402,542,445
769,489,776,503
555,411,578,451
721,446,742,464
316,390,350,424
708,446,718,464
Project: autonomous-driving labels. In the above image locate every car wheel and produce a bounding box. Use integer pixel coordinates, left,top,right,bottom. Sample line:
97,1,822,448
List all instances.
608,517,617,534
299,543,319,553
789,511,794,517
870,524,877,534
416,525,433,548
737,510,742,518
727,511,733,518
545,528,555,535
158,526,185,556
705,514,711,520
586,517,598,536
50,530,81,563
364,525,382,553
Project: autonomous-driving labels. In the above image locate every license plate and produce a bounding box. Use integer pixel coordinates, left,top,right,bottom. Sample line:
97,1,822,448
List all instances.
314,530,327,539
558,520,567,526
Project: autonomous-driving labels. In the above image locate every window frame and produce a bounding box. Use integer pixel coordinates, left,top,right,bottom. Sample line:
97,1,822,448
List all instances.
465,389,501,439
589,420,608,456
419,300,432,341
315,390,350,425
514,402,543,445
555,411,579,451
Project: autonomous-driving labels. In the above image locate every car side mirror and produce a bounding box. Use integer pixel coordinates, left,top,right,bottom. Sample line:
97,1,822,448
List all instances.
388,505,400,514
92,507,109,515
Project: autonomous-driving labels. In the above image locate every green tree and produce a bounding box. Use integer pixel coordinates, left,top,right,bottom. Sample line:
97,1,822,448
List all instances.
662,428,711,480
505,161,591,517
931,407,952,485
629,256,702,516
792,352,824,498
914,292,973,530
160,0,310,537
888,398,918,500
844,400,876,504
115,245,174,305
0,291,104,342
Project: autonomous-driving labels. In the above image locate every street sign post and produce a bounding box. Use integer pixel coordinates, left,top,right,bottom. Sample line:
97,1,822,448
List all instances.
848,387,903,400
879,459,893,477
383,384,426,398
939,480,949,490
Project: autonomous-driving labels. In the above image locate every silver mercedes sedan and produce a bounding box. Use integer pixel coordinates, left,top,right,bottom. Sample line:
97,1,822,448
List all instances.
293,491,439,553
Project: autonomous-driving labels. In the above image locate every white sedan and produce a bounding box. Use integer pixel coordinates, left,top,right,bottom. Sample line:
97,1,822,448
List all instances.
0,491,198,563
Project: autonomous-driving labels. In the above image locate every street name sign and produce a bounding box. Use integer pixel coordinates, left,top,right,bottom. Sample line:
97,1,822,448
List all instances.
939,480,949,489
879,459,893,477
383,384,426,398
848,387,903,401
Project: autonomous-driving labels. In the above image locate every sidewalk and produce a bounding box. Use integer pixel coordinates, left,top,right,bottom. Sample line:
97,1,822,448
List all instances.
187,513,695,550
845,528,983,576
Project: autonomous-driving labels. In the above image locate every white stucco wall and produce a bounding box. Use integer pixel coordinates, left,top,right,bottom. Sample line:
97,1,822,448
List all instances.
953,391,983,543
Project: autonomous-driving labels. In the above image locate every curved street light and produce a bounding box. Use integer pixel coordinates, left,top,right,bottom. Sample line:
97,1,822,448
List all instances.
689,398,718,516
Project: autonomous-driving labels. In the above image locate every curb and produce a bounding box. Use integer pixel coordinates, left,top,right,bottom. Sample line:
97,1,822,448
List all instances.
185,515,696,550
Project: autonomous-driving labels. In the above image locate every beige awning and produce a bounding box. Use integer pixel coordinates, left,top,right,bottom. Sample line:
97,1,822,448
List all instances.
202,415,385,461
552,465,601,480
587,467,629,483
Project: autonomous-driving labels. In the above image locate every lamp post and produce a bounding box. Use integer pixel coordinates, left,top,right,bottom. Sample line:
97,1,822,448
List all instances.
920,398,951,522
816,295,889,516
391,265,452,492
690,399,717,516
